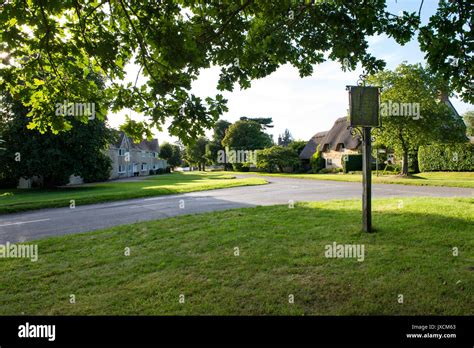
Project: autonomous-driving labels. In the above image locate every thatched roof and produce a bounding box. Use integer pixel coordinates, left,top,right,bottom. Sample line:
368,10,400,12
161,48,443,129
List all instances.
299,131,328,160
320,117,360,152
299,117,361,160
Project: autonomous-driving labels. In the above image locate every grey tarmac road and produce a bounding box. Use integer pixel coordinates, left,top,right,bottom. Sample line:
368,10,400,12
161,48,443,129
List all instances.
0,176,472,243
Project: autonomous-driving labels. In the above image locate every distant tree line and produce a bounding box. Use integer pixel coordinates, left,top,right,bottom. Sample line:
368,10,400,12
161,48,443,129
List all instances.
180,116,306,173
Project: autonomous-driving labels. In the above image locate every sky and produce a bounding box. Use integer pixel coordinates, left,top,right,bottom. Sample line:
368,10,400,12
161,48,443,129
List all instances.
108,0,473,144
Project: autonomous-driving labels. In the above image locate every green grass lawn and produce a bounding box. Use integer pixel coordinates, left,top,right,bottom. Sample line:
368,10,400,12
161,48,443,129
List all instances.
224,171,474,188
0,197,472,315
0,172,267,214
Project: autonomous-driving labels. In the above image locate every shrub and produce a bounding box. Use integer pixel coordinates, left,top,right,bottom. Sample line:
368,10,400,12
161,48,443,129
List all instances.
0,176,17,189
156,168,165,175
149,170,156,175
232,162,252,172
256,146,299,173
319,167,342,174
80,153,113,183
310,145,325,173
231,163,245,171
418,143,474,171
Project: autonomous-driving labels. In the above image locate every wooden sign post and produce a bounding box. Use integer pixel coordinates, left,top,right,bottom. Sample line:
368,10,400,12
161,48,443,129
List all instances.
346,82,381,232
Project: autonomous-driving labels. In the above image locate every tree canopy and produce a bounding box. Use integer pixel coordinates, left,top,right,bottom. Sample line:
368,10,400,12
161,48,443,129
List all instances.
159,142,183,168
288,139,306,156
207,119,231,164
222,119,273,151
2,0,469,142
185,136,208,170
257,145,299,173
278,129,293,146
0,95,113,187
368,63,467,175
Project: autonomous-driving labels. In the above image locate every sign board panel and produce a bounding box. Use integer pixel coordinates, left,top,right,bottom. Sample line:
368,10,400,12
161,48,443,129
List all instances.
348,86,380,127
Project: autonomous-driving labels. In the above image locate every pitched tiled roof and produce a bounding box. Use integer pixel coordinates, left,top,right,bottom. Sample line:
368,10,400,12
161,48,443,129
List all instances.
114,131,159,152
136,138,159,152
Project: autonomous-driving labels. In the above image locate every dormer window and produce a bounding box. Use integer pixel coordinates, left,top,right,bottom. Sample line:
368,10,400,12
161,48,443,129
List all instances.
118,148,126,156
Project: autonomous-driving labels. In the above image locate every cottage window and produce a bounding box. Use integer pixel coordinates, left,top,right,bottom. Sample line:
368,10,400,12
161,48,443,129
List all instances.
326,158,332,165
118,148,126,156
118,165,126,173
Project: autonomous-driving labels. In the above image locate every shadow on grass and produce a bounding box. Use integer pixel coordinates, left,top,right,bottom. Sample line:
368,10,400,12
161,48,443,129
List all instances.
0,197,471,315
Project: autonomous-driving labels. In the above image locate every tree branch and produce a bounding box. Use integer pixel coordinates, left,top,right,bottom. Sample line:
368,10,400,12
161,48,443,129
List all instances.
38,2,67,91
118,0,166,84
418,0,424,16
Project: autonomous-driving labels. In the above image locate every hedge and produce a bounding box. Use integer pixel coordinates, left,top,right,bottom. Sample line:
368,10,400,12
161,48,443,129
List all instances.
342,154,362,173
418,143,474,172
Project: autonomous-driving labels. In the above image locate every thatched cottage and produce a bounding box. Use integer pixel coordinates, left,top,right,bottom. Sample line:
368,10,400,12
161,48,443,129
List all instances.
299,117,361,170
300,93,464,171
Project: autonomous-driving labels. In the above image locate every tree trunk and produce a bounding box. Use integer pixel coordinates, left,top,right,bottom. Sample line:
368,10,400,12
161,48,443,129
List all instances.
402,149,409,176
412,148,420,173
399,131,409,176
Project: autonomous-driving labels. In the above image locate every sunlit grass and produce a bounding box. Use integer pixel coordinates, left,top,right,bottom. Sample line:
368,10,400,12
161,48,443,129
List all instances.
0,172,267,214
220,171,474,188
0,197,471,315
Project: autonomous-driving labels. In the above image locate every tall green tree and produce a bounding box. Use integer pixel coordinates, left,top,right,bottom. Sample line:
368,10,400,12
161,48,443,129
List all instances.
368,63,467,175
278,129,293,146
418,0,472,103
0,95,113,188
208,119,231,165
185,136,209,171
2,0,438,141
159,142,173,163
222,120,273,151
159,142,182,169
222,119,273,171
239,117,274,129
